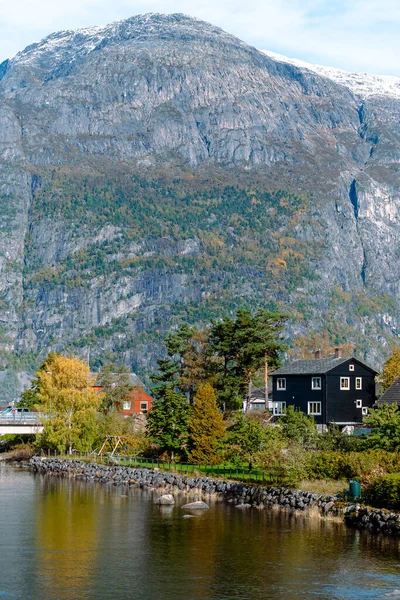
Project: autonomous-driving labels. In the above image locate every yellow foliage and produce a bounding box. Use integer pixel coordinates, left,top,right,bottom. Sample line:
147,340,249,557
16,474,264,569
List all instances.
38,355,103,453
381,346,400,392
289,332,354,360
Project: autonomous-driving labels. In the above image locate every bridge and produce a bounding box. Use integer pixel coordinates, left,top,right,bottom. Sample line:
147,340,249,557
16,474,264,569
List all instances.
0,412,43,435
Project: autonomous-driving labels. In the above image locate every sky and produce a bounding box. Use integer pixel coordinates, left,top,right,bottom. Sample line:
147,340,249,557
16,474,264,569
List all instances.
0,0,399,76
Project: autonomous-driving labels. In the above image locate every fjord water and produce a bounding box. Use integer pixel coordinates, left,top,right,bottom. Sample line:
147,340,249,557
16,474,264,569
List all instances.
1,468,399,600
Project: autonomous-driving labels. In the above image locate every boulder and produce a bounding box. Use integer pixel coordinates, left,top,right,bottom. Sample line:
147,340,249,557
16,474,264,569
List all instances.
155,494,175,505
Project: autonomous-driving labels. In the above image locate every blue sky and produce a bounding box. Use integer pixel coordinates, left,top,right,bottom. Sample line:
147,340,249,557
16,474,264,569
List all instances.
0,0,398,75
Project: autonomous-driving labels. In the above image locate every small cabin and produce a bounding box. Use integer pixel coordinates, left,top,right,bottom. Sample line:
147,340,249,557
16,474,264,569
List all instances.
271,351,377,426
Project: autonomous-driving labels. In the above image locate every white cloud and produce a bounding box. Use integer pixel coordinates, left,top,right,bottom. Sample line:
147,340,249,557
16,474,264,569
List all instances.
0,0,399,76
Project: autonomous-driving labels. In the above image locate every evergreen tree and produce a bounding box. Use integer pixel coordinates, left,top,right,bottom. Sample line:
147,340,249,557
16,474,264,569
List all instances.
210,308,288,409
146,389,190,460
279,405,316,447
188,383,225,465
364,404,400,451
151,324,215,402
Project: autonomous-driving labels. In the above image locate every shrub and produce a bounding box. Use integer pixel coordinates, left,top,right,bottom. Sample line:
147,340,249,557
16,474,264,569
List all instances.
306,451,341,480
305,450,398,481
363,474,400,509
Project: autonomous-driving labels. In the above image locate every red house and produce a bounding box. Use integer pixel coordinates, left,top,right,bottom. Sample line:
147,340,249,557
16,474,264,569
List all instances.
121,386,154,415
93,372,154,415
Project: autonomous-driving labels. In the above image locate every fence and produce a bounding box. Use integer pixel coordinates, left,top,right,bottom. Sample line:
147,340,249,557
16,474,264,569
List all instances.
40,450,287,485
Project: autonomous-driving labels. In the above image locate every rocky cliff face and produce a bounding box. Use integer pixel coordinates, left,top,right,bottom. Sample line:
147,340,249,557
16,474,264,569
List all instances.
0,13,399,396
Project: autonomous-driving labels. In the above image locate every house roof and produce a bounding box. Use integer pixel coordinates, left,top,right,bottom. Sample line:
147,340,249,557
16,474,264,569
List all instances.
271,356,378,376
128,373,145,387
377,377,400,405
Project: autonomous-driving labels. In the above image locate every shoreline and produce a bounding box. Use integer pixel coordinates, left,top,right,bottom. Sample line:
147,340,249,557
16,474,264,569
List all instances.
28,456,400,537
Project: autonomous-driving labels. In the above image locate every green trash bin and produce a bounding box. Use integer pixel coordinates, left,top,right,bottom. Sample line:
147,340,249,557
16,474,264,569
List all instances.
349,480,361,499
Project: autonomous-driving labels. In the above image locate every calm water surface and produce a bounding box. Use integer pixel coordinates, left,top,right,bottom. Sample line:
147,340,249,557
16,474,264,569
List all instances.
0,467,399,599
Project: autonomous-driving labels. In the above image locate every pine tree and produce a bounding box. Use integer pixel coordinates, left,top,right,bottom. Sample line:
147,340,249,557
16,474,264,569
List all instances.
146,389,190,460
188,383,225,465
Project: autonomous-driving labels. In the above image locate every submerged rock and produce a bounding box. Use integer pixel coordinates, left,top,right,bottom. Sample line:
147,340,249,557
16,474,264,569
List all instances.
181,501,209,510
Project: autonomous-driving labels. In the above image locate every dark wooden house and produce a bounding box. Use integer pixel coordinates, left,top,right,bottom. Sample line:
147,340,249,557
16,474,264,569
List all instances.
271,352,377,426
377,377,400,407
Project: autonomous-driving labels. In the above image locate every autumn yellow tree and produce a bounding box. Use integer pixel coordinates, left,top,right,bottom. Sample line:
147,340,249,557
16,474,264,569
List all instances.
37,354,103,454
289,331,353,359
381,346,400,392
188,383,225,465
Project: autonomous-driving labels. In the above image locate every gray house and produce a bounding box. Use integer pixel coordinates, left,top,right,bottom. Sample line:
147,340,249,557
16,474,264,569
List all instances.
377,377,400,407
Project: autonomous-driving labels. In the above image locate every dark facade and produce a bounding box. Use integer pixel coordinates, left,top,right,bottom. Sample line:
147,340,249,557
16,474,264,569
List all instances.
271,356,377,426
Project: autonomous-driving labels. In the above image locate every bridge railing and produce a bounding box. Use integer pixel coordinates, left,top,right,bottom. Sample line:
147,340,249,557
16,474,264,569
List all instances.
0,412,43,425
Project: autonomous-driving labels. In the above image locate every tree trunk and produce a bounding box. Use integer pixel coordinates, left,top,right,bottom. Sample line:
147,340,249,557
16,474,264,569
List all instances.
264,353,269,410
247,372,252,412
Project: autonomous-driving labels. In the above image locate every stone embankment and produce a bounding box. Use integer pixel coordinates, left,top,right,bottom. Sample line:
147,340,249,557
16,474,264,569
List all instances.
29,457,400,536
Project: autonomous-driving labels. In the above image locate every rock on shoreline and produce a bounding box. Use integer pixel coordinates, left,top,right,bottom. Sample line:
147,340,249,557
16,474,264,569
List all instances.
28,457,400,537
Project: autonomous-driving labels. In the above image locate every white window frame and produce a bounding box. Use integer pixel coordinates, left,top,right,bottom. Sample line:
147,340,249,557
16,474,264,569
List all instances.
355,377,362,390
308,401,322,416
362,407,368,416
277,378,286,391
140,401,148,413
349,364,355,371
340,377,350,390
272,401,286,415
123,400,131,411
311,377,322,390
356,399,362,408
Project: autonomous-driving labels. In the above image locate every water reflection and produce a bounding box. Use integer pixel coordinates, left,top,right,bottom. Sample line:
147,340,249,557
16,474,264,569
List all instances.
0,468,399,600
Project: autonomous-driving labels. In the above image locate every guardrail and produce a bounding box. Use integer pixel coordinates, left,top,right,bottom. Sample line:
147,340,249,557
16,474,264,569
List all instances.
0,413,42,425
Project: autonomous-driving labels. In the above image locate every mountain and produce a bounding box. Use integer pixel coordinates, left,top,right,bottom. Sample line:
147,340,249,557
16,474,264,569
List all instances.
0,13,399,397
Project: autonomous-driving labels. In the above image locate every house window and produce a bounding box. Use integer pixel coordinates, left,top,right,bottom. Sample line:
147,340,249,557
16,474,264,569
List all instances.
123,401,131,411
356,377,362,390
272,401,286,415
308,402,322,415
340,377,350,390
356,399,362,408
140,401,148,413
362,407,368,416
311,377,322,390
349,364,355,371
277,378,286,391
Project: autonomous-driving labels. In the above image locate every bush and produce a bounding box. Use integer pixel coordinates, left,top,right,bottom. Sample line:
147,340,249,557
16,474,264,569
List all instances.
306,450,400,481
363,474,400,509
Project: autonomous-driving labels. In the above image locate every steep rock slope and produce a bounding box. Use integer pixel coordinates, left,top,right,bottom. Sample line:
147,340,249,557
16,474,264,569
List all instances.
0,13,399,393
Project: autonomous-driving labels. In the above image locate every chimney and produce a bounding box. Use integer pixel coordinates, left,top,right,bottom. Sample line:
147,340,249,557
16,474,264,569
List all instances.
315,349,322,359
334,347,342,359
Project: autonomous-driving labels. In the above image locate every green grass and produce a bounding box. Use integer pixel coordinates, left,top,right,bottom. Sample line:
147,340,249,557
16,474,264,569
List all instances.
57,452,286,485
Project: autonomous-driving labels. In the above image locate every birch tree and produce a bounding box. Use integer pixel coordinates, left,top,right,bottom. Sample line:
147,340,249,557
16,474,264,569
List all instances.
37,354,102,453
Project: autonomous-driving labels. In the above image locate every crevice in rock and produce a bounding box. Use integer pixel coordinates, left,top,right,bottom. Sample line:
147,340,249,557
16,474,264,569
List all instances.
361,249,367,285
349,179,359,220
357,104,365,126
349,178,367,285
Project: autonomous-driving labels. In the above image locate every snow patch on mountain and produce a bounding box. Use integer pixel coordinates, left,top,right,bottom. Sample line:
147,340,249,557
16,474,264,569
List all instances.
263,50,400,100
